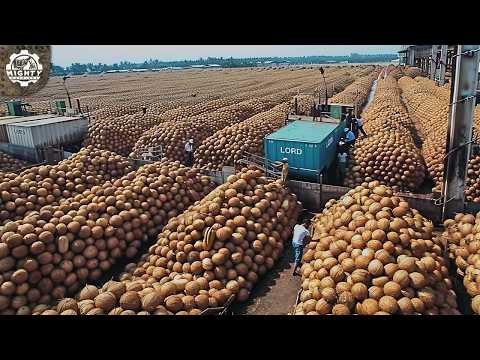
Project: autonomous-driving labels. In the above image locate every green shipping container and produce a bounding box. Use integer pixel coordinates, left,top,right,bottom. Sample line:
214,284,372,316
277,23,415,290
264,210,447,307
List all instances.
329,103,354,120
55,100,66,115
329,104,343,120
6,101,23,116
264,120,345,181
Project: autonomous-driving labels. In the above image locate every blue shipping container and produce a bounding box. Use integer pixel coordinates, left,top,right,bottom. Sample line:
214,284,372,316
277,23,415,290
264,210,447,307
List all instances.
264,120,344,181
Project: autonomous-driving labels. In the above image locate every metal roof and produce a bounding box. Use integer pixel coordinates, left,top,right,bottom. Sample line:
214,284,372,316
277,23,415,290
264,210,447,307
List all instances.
265,120,339,144
11,116,85,127
0,114,58,125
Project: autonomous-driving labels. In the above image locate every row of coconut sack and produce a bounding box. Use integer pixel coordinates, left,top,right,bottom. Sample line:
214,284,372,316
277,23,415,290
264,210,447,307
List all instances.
294,180,480,315
25,165,302,315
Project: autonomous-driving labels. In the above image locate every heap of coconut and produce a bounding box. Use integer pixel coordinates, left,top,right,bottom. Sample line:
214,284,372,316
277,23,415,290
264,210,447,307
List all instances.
294,181,460,315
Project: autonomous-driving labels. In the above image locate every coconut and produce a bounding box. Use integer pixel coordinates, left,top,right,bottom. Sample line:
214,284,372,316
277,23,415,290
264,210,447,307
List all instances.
94,292,117,312
56,298,79,314
79,285,99,301
119,291,141,311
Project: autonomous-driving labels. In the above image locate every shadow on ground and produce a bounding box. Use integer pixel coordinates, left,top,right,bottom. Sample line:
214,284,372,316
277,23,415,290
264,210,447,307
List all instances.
232,244,301,315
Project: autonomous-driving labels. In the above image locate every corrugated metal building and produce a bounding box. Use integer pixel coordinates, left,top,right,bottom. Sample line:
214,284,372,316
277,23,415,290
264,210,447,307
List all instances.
0,114,59,143
6,116,88,148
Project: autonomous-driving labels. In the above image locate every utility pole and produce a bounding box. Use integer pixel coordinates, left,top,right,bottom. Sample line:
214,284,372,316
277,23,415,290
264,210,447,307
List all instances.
62,76,72,109
319,67,327,106
441,45,480,220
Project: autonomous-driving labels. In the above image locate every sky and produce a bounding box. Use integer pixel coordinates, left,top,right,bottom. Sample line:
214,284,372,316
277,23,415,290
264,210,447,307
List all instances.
51,45,400,67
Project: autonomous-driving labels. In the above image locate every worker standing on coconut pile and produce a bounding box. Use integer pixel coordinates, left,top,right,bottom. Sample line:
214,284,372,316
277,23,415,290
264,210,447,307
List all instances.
350,116,359,138
355,113,367,138
292,219,311,276
343,127,356,151
184,139,194,167
273,158,289,186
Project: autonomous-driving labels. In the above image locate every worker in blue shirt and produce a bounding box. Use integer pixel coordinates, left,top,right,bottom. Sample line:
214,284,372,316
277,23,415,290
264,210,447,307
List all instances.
343,127,356,147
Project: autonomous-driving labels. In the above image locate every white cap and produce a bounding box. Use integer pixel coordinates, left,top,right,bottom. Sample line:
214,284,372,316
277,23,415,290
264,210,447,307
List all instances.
189,139,193,143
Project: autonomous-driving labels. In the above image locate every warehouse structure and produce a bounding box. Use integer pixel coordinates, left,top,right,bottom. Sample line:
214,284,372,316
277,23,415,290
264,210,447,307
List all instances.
399,45,480,88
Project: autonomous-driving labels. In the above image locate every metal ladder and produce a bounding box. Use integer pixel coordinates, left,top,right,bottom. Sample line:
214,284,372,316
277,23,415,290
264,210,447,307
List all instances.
130,144,164,163
235,151,282,181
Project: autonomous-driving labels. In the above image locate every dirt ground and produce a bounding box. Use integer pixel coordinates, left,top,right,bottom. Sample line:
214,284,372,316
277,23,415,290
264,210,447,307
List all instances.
232,229,473,315
232,245,302,315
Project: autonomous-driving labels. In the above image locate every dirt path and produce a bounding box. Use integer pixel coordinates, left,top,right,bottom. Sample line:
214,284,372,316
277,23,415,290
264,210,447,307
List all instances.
232,245,302,315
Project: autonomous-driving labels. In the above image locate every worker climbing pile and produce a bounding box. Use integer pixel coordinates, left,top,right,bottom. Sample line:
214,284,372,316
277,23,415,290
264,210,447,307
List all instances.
293,181,460,315
343,76,426,192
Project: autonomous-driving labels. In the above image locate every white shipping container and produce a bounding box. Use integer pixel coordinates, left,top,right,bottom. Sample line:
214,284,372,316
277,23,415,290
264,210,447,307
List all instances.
0,114,59,143
6,116,88,148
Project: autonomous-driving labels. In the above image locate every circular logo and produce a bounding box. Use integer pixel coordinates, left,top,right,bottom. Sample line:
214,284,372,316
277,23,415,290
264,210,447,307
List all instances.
5,50,43,87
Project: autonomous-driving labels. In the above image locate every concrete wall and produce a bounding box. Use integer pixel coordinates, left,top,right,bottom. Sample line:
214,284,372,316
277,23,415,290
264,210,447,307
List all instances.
396,192,442,224
288,179,444,224
0,142,41,163
131,161,447,224
203,166,235,185
287,180,350,211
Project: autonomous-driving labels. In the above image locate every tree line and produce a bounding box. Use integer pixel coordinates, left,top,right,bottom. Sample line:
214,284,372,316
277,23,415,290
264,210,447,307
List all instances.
50,53,398,75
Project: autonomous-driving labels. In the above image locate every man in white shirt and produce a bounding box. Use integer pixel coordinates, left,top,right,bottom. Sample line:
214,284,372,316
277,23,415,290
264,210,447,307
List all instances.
184,139,194,167
337,151,347,184
356,115,367,137
292,220,311,276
